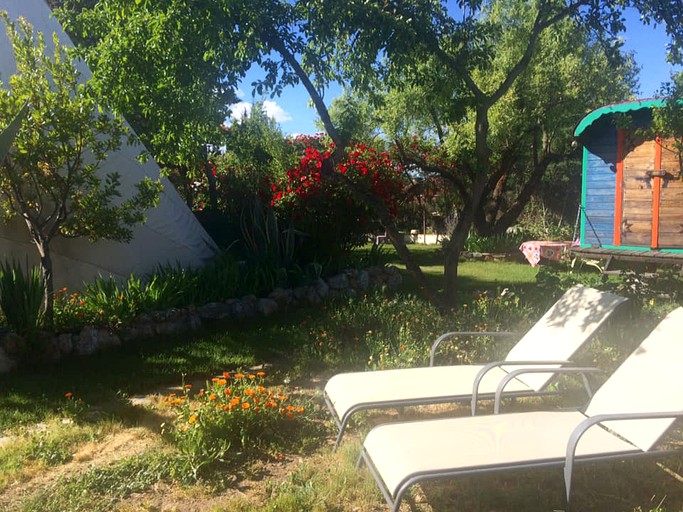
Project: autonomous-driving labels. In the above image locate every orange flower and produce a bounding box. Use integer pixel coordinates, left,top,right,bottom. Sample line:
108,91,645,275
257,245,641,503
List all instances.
296,406,304,413
245,389,256,396
286,412,294,419
286,405,295,412
248,374,256,380
184,384,192,389
256,371,266,377
188,414,197,424
241,402,250,410
211,377,219,383
222,371,231,378
230,397,240,406
208,394,217,401
234,373,245,379
254,406,260,412
224,388,232,396
64,392,73,399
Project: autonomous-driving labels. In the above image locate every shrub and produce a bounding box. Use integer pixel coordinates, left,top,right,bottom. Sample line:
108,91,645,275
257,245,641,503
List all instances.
271,136,405,272
301,289,535,372
162,371,307,480
0,258,44,336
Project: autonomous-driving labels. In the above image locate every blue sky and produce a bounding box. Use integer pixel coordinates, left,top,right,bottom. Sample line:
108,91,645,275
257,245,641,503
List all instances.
231,8,680,136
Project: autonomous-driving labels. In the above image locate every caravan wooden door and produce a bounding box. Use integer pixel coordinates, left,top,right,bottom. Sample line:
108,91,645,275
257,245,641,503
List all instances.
619,135,683,249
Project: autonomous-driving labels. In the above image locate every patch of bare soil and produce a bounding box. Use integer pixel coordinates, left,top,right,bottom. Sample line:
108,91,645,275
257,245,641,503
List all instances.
114,453,308,512
0,428,158,511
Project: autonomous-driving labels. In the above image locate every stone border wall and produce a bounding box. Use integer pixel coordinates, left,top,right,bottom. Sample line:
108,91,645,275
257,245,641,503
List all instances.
0,266,402,372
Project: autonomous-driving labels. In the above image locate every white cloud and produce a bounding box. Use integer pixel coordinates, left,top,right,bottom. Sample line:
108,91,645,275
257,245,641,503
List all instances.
229,102,252,119
262,100,292,123
228,100,292,124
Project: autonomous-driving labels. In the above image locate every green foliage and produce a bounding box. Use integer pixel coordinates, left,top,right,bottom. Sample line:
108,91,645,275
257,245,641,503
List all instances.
193,105,299,248
463,231,524,253
0,14,161,326
162,371,308,480
300,288,534,371
56,0,249,171
0,259,44,336
53,251,245,329
0,103,27,163
239,199,300,293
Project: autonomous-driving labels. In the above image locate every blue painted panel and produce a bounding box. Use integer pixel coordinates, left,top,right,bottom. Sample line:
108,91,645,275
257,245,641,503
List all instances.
581,128,618,245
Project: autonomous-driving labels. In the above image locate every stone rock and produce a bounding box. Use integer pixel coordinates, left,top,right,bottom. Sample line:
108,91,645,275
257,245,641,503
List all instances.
198,302,232,320
97,329,121,349
268,287,293,307
226,299,245,320
257,298,279,317
305,286,322,305
240,295,257,318
187,312,202,330
313,278,329,299
76,325,99,356
357,269,370,290
326,273,349,290
385,266,403,289
57,333,74,355
293,286,309,300
40,335,61,363
134,313,152,325
2,332,25,355
0,346,16,373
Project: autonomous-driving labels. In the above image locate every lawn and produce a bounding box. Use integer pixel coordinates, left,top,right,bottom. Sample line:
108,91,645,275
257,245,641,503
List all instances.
0,248,681,512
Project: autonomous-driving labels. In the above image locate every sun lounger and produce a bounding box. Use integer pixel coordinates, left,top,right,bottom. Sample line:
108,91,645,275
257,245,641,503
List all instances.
358,307,683,511
324,285,628,447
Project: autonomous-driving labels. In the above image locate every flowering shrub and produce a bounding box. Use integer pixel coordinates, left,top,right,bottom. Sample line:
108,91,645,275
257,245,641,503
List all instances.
271,136,406,269
162,371,307,480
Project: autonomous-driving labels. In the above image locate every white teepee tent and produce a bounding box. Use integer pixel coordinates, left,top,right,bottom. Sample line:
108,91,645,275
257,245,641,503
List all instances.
0,0,217,289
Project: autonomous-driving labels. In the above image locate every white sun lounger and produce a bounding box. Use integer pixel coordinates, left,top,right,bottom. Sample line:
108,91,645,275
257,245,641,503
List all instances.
358,307,683,511
324,285,628,447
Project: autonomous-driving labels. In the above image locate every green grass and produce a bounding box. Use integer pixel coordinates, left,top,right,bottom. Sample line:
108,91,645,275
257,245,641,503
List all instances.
1,246,681,511
376,242,539,295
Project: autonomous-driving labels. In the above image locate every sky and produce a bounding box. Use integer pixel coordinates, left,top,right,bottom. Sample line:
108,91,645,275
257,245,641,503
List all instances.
230,7,681,137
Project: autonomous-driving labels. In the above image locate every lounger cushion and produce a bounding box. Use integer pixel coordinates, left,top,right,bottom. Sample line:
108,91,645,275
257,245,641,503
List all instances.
584,307,683,451
363,411,639,499
326,365,532,422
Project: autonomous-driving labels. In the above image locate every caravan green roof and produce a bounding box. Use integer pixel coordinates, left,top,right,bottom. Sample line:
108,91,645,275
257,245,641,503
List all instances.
573,99,665,138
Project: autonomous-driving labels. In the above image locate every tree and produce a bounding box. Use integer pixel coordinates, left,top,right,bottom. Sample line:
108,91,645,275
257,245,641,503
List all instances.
302,0,683,303
314,91,380,147
0,14,161,327
55,0,251,178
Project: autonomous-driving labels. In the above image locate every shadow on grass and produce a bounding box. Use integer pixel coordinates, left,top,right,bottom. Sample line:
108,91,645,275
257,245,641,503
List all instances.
0,308,321,430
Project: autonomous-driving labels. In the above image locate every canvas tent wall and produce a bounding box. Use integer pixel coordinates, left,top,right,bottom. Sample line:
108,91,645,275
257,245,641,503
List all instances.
0,0,216,289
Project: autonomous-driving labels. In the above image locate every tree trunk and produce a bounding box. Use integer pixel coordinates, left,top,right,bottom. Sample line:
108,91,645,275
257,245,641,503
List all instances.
34,238,54,330
442,105,492,304
384,222,439,304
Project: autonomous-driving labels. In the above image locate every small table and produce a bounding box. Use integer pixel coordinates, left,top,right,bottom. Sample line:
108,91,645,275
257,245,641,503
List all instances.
519,241,573,267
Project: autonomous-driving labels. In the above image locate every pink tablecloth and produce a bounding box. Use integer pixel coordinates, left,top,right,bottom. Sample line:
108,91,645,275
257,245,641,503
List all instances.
519,241,573,267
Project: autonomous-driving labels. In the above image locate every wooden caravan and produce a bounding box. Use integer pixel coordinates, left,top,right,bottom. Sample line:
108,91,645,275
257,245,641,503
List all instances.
572,99,683,266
